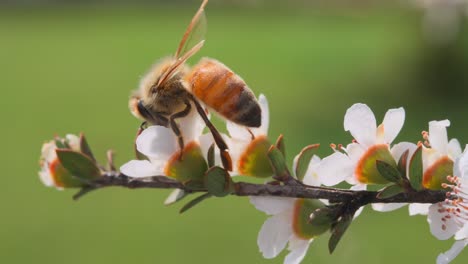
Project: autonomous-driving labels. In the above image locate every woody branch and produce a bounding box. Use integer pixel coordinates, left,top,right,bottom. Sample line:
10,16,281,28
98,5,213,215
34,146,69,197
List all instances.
73,172,447,205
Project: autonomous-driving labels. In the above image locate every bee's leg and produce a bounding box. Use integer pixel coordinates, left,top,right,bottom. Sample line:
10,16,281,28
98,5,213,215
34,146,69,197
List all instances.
188,95,233,171
139,121,148,130
169,101,192,161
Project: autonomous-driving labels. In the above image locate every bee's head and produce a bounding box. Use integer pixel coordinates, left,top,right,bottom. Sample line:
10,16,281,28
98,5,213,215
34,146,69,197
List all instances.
129,96,153,123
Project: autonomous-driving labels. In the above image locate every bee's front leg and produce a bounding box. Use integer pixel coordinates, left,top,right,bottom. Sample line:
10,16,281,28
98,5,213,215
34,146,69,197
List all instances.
169,101,192,161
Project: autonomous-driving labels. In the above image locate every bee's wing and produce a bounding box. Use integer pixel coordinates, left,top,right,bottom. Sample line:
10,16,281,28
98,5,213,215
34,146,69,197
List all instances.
156,0,208,88
175,0,208,59
157,40,205,87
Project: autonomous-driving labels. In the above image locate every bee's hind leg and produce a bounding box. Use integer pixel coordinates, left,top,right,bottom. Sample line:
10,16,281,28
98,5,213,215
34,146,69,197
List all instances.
169,101,192,161
187,94,233,172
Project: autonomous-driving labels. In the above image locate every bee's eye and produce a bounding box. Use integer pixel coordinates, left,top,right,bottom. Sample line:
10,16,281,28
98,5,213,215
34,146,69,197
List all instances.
137,100,153,121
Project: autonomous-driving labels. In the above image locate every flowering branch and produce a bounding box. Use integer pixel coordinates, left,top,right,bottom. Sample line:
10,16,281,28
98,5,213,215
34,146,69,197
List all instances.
73,172,447,204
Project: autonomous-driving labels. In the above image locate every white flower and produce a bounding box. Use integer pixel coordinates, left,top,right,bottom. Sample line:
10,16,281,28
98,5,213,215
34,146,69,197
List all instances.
407,120,462,216
316,103,411,212
427,147,468,264
422,120,462,189
224,94,272,178
250,157,330,264
120,108,208,183
39,134,82,189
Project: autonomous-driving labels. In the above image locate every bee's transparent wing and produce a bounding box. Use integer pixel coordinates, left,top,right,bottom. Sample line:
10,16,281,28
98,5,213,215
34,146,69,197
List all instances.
175,0,208,59
157,40,205,87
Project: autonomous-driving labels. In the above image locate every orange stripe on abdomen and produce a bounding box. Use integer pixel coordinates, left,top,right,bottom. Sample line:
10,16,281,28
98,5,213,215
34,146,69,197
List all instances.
188,58,261,127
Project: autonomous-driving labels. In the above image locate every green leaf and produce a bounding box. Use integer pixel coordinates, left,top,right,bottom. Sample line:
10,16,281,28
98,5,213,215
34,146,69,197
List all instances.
179,193,212,214
207,143,215,168
376,184,404,199
294,144,320,181
275,134,286,158
164,189,188,206
267,145,289,180
376,160,402,183
204,166,232,197
79,133,96,161
54,138,67,149
397,149,409,178
329,215,353,254
409,145,423,190
56,149,101,181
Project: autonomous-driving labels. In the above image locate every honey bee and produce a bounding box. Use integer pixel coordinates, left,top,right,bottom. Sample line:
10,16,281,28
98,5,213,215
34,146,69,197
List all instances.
129,0,262,170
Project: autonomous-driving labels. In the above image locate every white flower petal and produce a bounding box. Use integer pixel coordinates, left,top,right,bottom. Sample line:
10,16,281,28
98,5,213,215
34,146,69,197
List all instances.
436,239,468,264
178,106,206,143
344,103,377,148
164,189,185,206
136,126,178,160
39,169,54,187
428,203,459,240
429,120,450,155
409,204,430,216
456,148,468,179
346,143,365,163
302,155,322,187
391,142,417,178
455,225,468,240
382,107,405,144
65,134,81,151
120,160,163,178
41,141,57,162
226,121,252,141
391,142,417,162
254,94,269,136
257,211,293,259
250,196,295,215
448,138,462,160
285,237,311,264
372,203,406,212
350,184,366,218
316,152,354,186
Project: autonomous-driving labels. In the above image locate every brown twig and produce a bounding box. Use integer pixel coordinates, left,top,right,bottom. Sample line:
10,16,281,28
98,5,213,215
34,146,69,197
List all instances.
74,172,447,206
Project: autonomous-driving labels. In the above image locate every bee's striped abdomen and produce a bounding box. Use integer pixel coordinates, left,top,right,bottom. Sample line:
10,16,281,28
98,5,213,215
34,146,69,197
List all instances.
188,58,261,127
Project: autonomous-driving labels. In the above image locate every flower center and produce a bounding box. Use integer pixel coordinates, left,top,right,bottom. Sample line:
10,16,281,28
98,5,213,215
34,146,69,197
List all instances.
292,199,330,239
423,156,453,190
48,158,83,188
164,141,208,183
355,144,396,184
237,135,273,178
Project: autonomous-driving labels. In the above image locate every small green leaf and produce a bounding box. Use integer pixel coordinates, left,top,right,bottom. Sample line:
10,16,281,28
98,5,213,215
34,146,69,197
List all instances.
54,139,67,149
275,134,286,158
180,193,212,214
294,144,320,181
164,189,188,206
267,145,289,180
397,149,409,178
376,184,404,199
207,143,215,168
329,215,353,254
56,149,101,181
409,145,423,190
204,166,232,197
376,160,402,183
79,133,96,161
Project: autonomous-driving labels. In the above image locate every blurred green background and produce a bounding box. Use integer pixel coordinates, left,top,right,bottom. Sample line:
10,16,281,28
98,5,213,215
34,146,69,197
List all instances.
2,0,468,263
